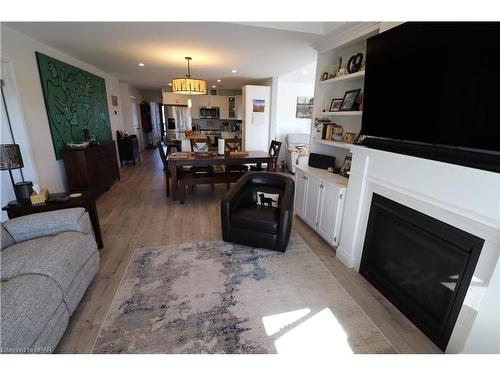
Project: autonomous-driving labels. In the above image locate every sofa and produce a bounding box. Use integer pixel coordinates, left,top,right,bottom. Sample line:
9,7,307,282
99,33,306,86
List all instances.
0,208,99,354
221,172,295,252
285,133,310,174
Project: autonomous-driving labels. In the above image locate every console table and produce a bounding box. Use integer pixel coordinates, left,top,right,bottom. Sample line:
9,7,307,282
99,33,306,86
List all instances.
2,191,104,249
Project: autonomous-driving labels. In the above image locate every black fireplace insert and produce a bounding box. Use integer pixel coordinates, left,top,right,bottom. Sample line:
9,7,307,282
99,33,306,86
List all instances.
359,193,484,351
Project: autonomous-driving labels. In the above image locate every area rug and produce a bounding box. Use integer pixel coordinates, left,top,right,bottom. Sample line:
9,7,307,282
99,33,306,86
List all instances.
92,233,396,354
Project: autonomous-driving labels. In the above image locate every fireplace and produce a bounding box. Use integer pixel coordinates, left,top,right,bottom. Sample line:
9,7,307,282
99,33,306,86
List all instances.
359,193,485,351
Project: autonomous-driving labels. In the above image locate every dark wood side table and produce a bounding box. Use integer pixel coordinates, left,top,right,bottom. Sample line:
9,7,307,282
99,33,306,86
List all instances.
2,191,104,249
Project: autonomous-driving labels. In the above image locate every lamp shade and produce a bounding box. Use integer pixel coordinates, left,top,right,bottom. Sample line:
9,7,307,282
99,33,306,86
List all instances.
171,77,207,95
0,144,24,171
171,57,207,95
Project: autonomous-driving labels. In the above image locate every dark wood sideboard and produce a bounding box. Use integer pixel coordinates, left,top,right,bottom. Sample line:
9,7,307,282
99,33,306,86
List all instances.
62,141,120,194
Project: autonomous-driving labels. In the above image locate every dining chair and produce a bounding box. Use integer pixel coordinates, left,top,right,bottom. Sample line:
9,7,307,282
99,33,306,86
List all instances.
224,138,249,189
250,140,282,172
189,136,215,189
157,141,171,197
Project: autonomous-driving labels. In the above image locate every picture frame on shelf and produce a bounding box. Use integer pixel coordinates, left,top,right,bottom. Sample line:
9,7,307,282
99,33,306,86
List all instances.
343,132,357,144
329,98,343,112
339,89,361,111
339,155,352,178
331,124,343,142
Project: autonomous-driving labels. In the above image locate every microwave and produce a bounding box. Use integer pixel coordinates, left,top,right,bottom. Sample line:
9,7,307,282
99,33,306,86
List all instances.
200,106,220,119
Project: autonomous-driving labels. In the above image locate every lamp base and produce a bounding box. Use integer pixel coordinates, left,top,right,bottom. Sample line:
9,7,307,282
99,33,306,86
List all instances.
14,181,33,203
7,200,20,207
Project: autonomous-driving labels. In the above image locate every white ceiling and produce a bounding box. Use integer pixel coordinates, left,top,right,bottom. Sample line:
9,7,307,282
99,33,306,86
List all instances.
5,22,348,91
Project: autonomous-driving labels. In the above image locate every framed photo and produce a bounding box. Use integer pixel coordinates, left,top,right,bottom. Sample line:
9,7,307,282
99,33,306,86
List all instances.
296,96,313,119
329,98,343,112
342,132,357,144
331,124,343,142
339,156,352,178
339,89,361,111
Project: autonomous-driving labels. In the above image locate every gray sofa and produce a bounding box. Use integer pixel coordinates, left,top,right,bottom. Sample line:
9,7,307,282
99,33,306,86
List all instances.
0,208,99,354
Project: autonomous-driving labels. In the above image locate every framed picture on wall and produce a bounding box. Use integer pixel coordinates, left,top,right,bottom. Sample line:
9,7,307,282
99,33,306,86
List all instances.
296,96,313,119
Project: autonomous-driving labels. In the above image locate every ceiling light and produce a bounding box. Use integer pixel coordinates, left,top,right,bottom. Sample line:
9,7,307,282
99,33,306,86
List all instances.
217,79,221,82
168,83,172,86
212,85,216,88
138,63,145,67
231,69,237,73
171,57,207,95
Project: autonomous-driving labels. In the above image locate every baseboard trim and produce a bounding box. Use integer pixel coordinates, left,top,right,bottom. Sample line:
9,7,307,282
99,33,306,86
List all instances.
336,245,355,269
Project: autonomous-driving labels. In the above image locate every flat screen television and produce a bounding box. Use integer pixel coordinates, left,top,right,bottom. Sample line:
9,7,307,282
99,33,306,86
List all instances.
361,22,500,173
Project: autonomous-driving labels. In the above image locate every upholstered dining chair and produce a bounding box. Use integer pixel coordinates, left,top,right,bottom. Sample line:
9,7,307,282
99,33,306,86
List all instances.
250,140,282,172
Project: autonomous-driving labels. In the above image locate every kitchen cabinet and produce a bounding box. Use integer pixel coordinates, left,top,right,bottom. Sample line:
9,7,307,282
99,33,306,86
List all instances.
162,92,188,105
294,164,347,247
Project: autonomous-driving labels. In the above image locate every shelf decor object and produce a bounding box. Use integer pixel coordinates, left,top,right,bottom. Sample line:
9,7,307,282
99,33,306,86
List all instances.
36,52,112,160
171,57,207,95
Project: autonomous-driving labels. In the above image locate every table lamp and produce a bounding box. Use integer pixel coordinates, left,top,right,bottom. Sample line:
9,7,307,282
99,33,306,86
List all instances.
0,144,33,204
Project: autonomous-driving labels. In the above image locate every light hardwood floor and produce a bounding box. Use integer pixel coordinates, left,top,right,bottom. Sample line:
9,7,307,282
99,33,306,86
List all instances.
56,149,441,354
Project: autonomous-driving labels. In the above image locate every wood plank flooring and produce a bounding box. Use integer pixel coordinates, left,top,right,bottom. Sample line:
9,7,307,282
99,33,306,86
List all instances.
56,149,441,354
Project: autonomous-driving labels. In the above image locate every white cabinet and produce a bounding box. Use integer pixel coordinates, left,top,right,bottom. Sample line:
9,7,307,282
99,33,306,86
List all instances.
303,174,321,229
317,181,344,245
162,92,188,105
294,169,307,215
294,165,347,247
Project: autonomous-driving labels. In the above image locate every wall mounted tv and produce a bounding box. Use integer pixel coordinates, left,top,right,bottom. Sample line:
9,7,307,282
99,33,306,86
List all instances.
361,22,500,173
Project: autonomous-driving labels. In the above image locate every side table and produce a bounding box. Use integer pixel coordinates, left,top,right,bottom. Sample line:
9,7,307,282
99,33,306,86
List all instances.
2,191,104,249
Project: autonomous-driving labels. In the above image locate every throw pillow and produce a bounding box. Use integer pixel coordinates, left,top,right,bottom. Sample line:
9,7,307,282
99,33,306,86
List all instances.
257,192,279,208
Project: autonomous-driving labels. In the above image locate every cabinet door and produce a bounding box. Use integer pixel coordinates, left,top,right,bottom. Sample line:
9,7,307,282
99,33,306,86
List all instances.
317,182,344,246
235,95,243,120
294,169,308,216
303,174,321,229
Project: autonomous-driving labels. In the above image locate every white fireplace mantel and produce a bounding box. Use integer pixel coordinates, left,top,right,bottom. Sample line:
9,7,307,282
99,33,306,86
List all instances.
337,145,500,353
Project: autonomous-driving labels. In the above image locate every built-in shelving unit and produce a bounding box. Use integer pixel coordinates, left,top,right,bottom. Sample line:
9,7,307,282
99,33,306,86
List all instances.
322,111,362,116
319,71,365,85
310,23,381,166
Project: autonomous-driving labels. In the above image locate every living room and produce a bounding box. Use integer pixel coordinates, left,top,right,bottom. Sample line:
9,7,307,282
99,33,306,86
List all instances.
1,2,499,374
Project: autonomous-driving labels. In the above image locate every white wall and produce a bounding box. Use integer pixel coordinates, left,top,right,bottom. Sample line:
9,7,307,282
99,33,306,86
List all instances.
0,26,126,192
1,61,38,221
274,81,314,160
242,85,271,152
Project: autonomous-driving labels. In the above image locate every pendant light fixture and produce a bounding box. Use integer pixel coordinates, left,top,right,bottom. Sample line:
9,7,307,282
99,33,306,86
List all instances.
171,57,207,95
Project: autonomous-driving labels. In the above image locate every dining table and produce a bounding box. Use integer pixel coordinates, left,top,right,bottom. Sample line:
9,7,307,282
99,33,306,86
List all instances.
167,150,273,201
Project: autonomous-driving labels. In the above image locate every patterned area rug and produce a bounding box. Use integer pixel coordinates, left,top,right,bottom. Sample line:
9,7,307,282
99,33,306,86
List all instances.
92,233,396,354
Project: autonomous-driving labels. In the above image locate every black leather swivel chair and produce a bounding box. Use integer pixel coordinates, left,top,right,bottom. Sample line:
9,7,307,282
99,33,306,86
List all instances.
221,172,295,252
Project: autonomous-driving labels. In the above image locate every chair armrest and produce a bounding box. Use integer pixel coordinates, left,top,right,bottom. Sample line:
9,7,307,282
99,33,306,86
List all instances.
277,177,295,251
3,208,92,243
221,174,254,239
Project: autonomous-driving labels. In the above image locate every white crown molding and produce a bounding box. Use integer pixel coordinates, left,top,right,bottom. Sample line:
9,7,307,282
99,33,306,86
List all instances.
312,22,381,53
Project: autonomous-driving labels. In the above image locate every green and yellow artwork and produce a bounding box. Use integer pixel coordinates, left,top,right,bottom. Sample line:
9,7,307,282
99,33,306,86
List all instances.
36,52,112,159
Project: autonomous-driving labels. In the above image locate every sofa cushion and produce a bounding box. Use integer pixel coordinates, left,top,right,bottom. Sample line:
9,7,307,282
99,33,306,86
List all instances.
0,231,98,306
0,274,65,353
1,223,15,251
231,205,279,234
2,208,90,243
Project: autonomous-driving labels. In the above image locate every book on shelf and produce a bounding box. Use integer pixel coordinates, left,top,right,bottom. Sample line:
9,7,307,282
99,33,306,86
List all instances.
321,123,343,142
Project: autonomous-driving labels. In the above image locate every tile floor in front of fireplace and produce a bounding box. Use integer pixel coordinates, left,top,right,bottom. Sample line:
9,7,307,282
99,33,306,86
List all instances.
55,150,441,354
